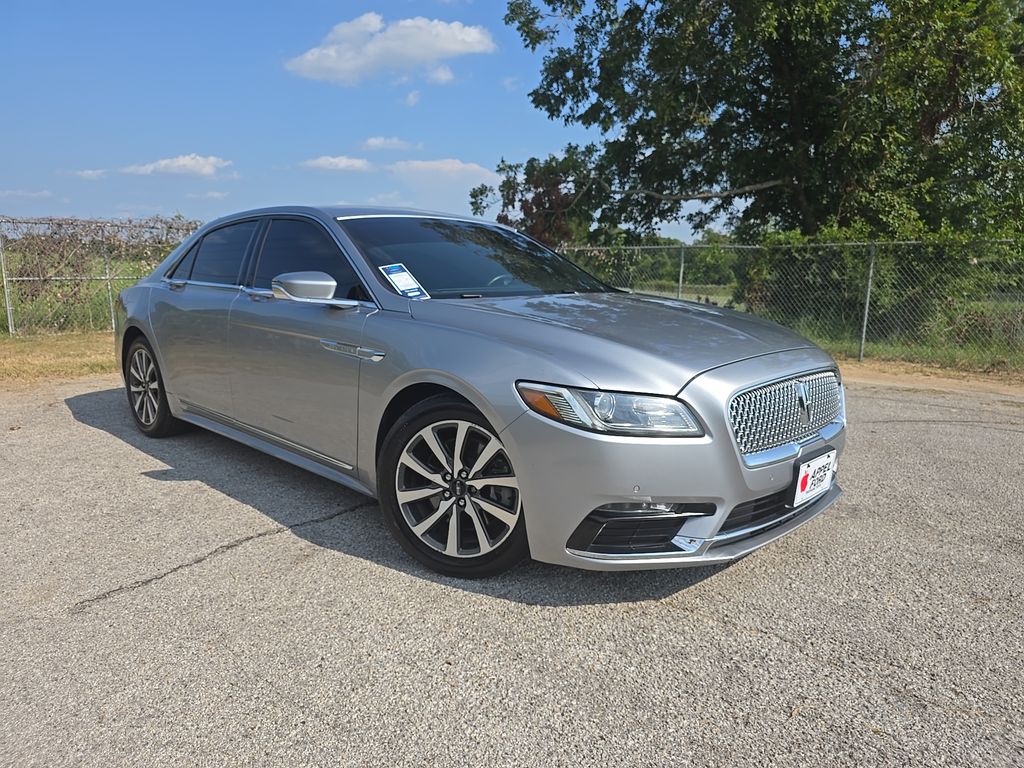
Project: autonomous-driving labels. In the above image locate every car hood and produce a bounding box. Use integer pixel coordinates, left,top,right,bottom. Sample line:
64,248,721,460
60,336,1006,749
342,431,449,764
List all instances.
410,292,815,394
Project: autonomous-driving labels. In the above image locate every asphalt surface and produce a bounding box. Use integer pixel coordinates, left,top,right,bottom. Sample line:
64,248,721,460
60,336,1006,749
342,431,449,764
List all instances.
0,375,1022,767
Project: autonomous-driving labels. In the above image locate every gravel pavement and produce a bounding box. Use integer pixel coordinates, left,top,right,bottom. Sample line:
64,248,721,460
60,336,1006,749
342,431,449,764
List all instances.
1,375,1022,767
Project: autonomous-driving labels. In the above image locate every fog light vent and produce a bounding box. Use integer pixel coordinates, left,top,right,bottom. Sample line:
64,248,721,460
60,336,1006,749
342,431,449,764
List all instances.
567,502,716,555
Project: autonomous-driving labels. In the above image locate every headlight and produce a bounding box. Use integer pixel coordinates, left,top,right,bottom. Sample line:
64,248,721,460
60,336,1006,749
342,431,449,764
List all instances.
516,382,704,437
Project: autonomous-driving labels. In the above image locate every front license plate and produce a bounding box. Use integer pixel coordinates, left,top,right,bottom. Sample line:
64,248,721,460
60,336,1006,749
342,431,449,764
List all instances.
792,450,837,507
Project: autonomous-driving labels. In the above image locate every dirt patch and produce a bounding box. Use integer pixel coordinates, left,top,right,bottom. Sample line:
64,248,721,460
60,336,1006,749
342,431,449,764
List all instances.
839,358,1024,398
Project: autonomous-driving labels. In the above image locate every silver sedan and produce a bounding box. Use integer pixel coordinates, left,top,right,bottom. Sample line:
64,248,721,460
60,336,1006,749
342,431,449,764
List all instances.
115,206,846,577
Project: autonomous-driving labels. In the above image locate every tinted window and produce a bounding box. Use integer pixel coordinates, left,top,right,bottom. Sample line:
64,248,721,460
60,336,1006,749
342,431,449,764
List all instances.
254,219,367,300
190,221,258,285
167,243,198,279
339,217,610,299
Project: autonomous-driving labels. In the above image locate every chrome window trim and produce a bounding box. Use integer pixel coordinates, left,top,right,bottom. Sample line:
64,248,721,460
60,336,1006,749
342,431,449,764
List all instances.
160,277,243,291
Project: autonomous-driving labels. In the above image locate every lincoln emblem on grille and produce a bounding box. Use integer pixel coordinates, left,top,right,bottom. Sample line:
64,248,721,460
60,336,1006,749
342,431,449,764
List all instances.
794,380,812,425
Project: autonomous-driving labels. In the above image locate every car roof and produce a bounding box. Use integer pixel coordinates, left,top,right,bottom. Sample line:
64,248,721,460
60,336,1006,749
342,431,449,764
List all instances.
204,204,491,227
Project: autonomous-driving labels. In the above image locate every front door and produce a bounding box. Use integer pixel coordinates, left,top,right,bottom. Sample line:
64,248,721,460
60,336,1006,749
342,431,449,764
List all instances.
228,217,374,470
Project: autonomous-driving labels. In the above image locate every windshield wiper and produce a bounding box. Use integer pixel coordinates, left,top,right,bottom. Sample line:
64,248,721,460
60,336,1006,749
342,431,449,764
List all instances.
458,293,484,299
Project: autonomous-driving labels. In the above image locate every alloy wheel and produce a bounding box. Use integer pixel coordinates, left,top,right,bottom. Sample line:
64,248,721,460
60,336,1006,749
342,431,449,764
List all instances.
128,347,160,426
395,419,521,558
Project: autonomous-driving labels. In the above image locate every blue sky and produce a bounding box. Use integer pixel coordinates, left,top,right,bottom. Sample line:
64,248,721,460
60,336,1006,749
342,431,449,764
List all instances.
0,1,694,239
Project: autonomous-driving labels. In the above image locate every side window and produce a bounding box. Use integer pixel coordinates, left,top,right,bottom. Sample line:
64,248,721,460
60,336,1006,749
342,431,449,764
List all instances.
190,220,258,285
254,219,368,300
167,243,198,279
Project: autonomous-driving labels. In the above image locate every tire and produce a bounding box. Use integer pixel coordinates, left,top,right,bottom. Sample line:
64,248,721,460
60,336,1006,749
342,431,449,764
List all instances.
378,396,529,578
124,337,187,438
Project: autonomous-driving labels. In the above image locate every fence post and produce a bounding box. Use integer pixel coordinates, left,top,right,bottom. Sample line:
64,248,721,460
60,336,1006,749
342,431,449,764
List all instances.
104,250,116,333
858,243,877,362
0,222,14,335
676,245,685,299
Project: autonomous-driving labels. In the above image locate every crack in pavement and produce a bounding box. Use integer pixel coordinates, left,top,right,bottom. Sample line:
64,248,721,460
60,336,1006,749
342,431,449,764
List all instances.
70,500,377,614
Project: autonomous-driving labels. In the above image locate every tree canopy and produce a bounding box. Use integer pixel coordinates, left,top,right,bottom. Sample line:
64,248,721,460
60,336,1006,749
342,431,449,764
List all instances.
471,0,1024,242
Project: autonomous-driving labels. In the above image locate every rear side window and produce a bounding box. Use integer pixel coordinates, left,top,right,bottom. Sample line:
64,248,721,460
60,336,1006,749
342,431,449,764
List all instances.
254,218,368,300
167,243,198,279
190,221,258,285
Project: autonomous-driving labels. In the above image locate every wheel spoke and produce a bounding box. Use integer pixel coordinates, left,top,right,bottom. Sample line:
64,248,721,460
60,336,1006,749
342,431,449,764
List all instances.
420,428,453,474
397,486,443,505
411,498,454,536
467,437,500,479
467,504,494,554
399,451,446,488
451,421,469,475
130,354,144,382
471,475,519,491
132,391,145,414
444,505,461,555
129,384,145,393
472,496,518,528
146,390,159,414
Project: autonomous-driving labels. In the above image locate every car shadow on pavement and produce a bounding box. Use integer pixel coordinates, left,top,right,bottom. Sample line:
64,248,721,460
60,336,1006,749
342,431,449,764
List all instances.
66,388,731,607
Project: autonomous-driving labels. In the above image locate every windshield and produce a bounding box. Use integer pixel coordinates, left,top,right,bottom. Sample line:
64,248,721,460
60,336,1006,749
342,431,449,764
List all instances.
338,217,612,299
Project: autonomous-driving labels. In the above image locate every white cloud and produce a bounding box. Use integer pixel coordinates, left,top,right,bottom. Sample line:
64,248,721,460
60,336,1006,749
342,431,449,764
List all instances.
427,64,454,84
186,191,229,200
122,154,232,177
367,191,405,205
405,90,421,107
301,155,373,171
501,76,520,91
285,12,495,86
390,158,497,183
362,136,421,151
71,169,106,179
0,189,53,198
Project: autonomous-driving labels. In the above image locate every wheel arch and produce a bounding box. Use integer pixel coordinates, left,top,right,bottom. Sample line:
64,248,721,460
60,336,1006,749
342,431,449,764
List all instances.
121,325,148,376
375,382,474,463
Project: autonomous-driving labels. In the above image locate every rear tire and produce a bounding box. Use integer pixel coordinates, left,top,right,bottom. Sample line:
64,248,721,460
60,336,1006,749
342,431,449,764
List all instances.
125,337,187,438
378,396,529,578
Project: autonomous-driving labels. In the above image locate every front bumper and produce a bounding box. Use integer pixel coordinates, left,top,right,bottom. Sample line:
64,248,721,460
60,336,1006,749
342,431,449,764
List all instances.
499,349,846,571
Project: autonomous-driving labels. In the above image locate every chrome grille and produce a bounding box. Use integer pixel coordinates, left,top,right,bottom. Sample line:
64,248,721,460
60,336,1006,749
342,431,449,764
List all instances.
729,371,842,455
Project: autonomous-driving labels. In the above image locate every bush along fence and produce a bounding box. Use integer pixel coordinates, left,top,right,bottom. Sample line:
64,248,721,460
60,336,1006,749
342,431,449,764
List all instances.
564,240,1024,372
1,217,1022,372
0,216,198,336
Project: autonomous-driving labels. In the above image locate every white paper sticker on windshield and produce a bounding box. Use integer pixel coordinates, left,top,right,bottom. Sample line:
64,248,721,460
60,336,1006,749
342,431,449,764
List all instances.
379,263,430,300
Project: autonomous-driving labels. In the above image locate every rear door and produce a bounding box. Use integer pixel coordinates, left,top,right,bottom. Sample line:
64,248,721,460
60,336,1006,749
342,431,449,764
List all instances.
149,219,260,417
228,216,375,469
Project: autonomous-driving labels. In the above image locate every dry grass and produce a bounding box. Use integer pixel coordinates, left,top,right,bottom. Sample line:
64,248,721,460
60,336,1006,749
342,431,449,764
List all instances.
0,330,1020,399
0,332,118,384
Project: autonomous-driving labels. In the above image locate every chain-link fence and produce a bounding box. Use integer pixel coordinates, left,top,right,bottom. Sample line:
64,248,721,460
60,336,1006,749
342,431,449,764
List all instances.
0,217,198,335
564,241,1024,372
2,218,1022,372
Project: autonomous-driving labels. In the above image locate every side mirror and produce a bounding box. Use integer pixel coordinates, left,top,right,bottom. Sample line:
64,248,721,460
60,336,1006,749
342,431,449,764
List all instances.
271,271,360,309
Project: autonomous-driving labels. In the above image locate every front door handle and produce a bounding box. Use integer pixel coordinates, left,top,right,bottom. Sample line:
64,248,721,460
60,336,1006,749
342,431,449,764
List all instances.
168,279,187,291
320,339,386,362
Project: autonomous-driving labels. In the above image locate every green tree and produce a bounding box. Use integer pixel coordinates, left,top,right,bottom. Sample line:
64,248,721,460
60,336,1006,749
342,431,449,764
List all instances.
475,0,1024,239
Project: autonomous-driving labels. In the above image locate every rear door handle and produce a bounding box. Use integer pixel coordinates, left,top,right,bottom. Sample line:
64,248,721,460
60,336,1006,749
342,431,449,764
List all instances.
168,279,187,291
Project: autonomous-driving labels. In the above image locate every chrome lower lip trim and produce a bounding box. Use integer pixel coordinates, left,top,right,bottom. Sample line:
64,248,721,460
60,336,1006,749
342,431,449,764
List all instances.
566,487,836,561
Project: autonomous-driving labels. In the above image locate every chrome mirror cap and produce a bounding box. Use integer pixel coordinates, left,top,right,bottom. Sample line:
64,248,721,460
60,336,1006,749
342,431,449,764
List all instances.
271,271,360,309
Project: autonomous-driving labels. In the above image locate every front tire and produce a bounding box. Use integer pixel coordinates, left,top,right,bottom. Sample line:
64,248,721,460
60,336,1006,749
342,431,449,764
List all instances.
125,337,187,437
378,396,529,578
